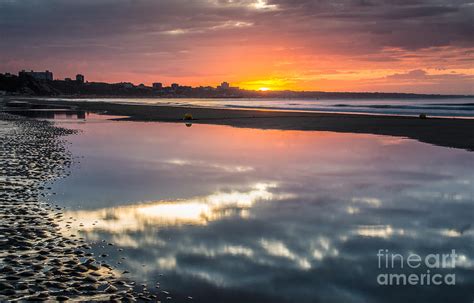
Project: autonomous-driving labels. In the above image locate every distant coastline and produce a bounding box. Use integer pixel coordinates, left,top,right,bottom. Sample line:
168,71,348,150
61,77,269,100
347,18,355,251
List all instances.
1,72,472,99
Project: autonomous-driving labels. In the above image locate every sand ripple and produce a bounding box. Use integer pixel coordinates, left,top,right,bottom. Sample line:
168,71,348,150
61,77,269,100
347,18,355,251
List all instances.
0,113,155,301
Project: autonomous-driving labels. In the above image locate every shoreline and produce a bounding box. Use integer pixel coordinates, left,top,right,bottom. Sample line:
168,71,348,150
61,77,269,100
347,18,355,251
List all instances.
7,98,474,152
11,96,474,120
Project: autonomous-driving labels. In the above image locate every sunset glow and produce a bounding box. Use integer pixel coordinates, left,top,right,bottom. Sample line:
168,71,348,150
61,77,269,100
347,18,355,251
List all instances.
0,0,472,94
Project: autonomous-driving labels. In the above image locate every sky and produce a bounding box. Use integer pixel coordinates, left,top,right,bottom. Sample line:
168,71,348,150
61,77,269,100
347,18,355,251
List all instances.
0,0,473,94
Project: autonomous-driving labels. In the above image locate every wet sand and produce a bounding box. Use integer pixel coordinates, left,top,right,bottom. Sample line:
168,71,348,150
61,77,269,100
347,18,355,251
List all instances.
1,98,472,301
0,113,156,301
11,98,474,151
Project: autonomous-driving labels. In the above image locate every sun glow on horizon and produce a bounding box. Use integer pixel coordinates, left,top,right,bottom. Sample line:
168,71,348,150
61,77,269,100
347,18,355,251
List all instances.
237,78,292,91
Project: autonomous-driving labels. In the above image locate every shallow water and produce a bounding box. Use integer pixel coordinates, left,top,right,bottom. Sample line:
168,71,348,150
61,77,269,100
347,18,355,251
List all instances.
47,116,474,302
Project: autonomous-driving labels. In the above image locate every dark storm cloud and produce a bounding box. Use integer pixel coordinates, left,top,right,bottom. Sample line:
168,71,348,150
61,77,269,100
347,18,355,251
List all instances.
1,0,472,50
265,0,474,50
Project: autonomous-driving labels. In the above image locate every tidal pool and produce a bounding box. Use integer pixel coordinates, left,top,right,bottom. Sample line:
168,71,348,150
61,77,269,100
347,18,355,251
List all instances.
47,116,474,302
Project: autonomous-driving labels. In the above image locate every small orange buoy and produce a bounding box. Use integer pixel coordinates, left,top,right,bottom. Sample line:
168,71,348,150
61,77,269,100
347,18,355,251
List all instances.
183,113,193,120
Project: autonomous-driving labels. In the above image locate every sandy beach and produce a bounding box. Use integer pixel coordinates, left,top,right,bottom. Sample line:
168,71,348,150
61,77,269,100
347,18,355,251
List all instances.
12,98,474,152
0,112,155,301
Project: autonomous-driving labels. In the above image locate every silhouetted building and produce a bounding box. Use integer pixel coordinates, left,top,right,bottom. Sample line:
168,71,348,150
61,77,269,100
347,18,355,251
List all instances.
76,74,85,83
152,82,163,89
19,70,53,81
171,83,179,90
65,78,72,81
218,81,230,90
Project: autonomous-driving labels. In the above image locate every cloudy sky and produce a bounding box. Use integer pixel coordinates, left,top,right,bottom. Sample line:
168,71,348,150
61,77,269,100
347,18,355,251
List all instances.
0,0,473,93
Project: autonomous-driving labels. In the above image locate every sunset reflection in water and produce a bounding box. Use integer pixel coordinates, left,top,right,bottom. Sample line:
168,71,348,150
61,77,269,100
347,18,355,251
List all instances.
48,119,474,303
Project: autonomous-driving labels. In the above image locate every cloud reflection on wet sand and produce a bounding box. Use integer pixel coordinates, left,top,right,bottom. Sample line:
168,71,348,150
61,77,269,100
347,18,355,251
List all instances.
61,183,289,231
50,121,474,302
